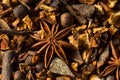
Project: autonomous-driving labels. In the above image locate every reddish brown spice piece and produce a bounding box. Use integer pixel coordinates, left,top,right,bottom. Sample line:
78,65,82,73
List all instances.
31,21,75,68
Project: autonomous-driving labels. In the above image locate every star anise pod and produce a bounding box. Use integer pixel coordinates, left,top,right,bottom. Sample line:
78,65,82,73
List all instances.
30,21,75,68
99,41,120,80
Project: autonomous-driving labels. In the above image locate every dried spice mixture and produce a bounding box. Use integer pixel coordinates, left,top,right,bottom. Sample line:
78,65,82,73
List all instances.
0,0,120,80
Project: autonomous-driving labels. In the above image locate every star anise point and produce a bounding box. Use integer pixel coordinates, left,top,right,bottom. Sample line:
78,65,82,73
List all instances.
31,21,75,68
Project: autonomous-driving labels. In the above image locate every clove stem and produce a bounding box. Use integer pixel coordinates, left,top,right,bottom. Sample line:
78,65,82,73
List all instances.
0,29,32,35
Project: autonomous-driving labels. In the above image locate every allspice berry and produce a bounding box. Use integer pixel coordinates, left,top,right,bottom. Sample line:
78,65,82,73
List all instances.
13,4,28,18
60,13,74,27
14,70,25,80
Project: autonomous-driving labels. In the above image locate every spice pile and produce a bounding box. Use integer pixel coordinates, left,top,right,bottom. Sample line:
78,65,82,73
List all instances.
0,0,120,80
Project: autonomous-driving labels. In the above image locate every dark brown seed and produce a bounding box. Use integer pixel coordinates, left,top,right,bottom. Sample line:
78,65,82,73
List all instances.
13,4,28,18
60,12,74,27
14,70,25,80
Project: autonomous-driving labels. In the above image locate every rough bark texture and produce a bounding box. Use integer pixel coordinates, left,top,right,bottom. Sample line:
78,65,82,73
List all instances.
1,50,14,80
